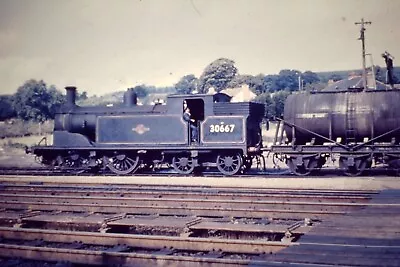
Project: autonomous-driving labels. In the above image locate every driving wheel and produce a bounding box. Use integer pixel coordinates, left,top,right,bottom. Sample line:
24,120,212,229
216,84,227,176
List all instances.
108,154,140,175
216,153,243,175
172,156,195,174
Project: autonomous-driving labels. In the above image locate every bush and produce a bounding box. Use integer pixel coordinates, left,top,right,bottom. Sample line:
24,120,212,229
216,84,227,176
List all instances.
0,120,53,139
4,140,26,149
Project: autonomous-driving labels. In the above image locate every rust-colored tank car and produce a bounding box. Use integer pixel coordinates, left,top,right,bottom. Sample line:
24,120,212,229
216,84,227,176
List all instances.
284,89,400,144
271,86,400,176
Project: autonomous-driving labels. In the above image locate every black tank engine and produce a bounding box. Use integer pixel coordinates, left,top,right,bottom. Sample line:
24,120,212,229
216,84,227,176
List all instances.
30,86,265,175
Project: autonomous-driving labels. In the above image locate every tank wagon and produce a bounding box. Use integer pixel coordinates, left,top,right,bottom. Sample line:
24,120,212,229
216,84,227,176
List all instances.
29,86,265,175
271,87,400,176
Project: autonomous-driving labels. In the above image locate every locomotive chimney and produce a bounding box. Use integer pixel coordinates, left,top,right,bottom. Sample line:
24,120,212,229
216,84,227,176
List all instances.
123,88,137,107
65,86,77,106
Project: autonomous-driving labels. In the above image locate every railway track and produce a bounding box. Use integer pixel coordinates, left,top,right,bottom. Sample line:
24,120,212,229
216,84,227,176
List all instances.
0,183,375,219
0,166,292,177
0,181,390,266
0,165,396,178
0,227,289,266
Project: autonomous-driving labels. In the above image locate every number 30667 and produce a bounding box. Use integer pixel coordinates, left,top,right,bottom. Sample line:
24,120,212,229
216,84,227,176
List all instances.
209,124,235,133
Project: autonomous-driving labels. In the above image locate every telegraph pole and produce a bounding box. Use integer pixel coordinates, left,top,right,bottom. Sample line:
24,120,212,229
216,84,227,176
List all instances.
355,18,371,90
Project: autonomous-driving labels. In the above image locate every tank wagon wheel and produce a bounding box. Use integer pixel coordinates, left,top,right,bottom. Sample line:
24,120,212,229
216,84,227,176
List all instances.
316,157,327,170
287,156,321,176
339,157,370,176
216,153,243,176
287,160,312,176
172,156,195,174
108,154,140,175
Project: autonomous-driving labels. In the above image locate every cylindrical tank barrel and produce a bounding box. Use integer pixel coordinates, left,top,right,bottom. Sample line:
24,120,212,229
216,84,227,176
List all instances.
283,90,400,144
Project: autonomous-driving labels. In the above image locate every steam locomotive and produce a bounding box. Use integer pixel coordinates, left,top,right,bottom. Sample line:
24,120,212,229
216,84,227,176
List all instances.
28,81,400,176
28,86,265,175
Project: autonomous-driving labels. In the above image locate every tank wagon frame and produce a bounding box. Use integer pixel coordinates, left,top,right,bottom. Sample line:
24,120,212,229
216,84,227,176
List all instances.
270,88,400,176
29,87,265,176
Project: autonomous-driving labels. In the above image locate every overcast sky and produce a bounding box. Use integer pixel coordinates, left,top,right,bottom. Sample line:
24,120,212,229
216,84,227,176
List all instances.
1,0,399,95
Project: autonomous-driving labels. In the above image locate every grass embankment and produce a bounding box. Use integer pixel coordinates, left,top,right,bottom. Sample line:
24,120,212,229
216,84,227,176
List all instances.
0,120,53,150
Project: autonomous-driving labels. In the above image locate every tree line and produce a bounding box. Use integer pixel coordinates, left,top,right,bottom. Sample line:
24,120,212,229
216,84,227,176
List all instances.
0,79,87,122
1,58,398,122
174,58,399,118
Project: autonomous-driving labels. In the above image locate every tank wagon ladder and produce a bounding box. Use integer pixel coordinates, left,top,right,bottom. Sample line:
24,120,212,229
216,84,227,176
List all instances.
345,93,357,144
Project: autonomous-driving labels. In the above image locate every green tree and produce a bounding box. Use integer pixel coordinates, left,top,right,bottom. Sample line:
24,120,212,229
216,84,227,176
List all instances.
198,58,238,93
392,67,400,84
226,74,252,89
328,73,344,82
77,91,88,101
226,74,265,94
263,75,279,92
0,95,15,120
276,69,301,91
129,85,149,98
248,74,266,95
175,74,198,94
48,85,66,116
13,80,64,121
272,90,291,118
254,92,274,119
302,71,320,85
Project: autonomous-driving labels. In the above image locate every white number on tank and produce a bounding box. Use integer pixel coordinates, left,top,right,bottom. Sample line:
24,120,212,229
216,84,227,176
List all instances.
210,123,235,133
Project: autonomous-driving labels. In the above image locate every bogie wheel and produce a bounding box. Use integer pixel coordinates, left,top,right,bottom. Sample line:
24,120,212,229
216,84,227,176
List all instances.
216,153,243,176
172,156,195,174
286,156,322,176
316,157,327,170
287,159,311,176
108,154,140,175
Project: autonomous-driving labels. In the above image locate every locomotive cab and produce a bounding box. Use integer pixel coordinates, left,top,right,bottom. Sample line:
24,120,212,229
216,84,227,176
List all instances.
182,98,205,144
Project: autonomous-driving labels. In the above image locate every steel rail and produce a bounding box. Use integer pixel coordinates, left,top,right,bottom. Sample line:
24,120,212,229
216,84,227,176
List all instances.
0,243,268,267
0,193,371,212
0,187,374,202
0,200,351,219
0,227,291,254
0,181,378,194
